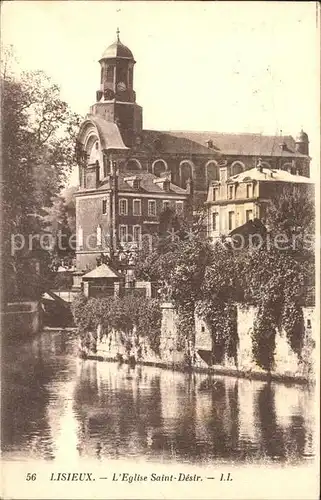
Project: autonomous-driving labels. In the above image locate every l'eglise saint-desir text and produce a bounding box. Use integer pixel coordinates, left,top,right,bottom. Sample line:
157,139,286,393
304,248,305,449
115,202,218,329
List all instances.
112,473,202,483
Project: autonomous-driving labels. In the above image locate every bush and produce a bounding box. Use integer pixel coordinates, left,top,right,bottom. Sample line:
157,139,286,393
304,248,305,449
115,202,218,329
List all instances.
71,294,162,354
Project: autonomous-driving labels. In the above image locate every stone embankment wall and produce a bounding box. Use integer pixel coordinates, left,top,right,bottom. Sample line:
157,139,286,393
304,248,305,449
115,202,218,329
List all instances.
86,303,185,367
195,304,316,382
2,301,42,338
81,302,316,383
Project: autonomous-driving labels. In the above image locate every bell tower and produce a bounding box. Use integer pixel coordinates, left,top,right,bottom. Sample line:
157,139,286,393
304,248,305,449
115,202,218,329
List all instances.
90,29,143,147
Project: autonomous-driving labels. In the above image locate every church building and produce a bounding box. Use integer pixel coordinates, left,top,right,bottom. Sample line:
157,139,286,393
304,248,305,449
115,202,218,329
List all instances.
75,30,311,270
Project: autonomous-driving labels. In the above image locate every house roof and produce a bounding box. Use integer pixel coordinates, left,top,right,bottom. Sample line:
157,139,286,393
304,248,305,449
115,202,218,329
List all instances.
142,130,308,158
82,263,120,279
98,170,187,195
229,167,314,184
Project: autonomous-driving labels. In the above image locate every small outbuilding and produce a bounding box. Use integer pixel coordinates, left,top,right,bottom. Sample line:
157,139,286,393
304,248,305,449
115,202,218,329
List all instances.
81,264,123,298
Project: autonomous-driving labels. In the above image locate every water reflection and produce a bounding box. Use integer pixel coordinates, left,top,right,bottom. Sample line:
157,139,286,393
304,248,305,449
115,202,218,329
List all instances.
2,331,316,464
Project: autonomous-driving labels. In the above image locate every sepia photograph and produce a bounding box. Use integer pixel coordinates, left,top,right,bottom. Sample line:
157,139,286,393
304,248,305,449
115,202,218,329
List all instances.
1,1,320,499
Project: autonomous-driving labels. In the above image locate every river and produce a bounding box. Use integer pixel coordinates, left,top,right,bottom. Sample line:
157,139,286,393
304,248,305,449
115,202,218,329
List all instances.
2,329,316,464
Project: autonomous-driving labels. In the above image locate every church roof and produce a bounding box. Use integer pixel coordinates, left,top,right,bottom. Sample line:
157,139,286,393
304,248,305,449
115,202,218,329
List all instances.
142,130,308,158
229,167,313,184
100,41,134,60
79,115,128,151
98,171,187,195
100,31,134,60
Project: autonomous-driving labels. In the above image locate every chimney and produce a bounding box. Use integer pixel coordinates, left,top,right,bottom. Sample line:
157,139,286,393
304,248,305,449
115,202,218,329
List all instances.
256,157,263,172
186,177,194,196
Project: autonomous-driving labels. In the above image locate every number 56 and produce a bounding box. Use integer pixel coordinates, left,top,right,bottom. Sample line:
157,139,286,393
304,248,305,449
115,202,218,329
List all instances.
26,473,37,481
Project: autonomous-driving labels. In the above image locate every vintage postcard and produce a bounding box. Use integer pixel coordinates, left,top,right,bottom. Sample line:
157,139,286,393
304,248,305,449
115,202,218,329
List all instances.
1,1,320,499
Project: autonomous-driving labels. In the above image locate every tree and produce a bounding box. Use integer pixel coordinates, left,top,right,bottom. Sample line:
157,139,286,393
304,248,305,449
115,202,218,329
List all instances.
266,184,315,262
236,185,315,370
135,181,315,370
1,50,81,301
44,185,77,265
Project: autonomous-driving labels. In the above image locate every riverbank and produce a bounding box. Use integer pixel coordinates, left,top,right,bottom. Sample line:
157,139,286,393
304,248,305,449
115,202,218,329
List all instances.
71,296,316,388
2,327,316,468
80,351,312,386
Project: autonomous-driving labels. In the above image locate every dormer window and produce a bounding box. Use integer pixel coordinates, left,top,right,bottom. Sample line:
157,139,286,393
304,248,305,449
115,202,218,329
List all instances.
124,176,141,189
206,139,214,149
153,177,171,191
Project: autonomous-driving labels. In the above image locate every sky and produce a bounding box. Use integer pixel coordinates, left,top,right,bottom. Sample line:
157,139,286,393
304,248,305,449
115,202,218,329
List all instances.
2,1,320,184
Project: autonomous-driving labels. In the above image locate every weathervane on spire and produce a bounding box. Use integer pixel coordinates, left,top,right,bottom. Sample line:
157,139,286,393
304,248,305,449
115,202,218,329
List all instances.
116,27,120,42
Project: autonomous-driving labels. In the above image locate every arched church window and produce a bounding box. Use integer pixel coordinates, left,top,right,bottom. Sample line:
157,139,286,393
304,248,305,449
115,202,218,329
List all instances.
179,161,194,188
205,161,219,185
88,140,100,165
230,161,245,176
152,160,168,177
127,159,142,171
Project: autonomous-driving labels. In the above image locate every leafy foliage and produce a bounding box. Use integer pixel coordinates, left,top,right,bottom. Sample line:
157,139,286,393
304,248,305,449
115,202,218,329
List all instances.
72,294,162,354
252,305,277,371
135,185,314,369
1,54,81,301
45,188,76,259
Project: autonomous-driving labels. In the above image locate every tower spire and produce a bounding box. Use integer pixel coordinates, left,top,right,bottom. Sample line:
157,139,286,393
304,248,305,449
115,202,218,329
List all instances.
116,27,120,42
